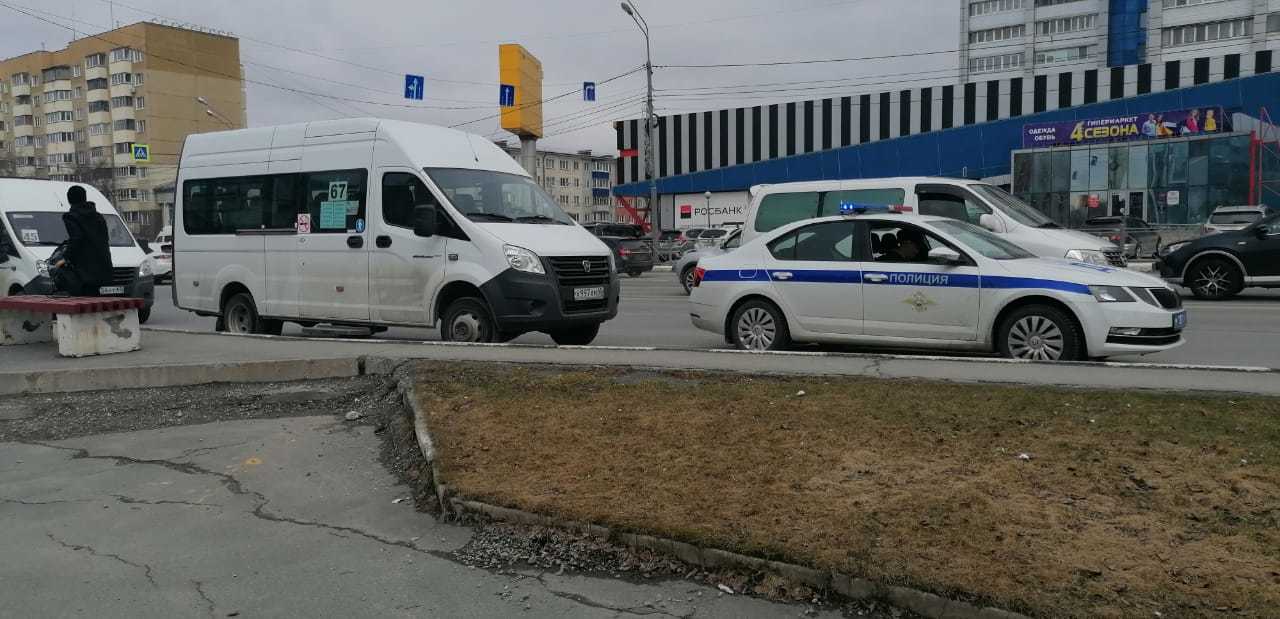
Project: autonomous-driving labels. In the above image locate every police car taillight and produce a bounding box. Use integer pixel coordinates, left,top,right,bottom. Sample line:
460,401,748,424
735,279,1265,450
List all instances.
692,267,706,287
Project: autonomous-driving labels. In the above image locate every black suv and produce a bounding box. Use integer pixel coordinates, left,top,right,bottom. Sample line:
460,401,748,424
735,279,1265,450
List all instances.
581,223,655,278
1155,214,1280,299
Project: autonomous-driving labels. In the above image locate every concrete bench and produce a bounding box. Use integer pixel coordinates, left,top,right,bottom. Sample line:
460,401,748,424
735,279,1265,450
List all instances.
0,296,143,357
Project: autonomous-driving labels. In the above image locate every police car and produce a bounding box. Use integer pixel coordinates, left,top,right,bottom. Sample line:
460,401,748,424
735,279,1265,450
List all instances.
688,207,1186,361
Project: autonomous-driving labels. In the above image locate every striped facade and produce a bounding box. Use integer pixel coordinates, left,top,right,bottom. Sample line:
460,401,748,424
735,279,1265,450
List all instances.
614,49,1276,187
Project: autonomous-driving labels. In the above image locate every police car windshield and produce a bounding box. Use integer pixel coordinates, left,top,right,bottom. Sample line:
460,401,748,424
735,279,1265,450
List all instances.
969,184,1057,228
425,168,574,225
930,220,1035,260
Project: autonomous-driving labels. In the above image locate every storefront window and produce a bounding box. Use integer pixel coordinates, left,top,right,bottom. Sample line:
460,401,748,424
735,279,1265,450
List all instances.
1070,148,1089,191
1129,145,1148,190
1051,150,1071,192
1226,135,1251,198
1149,143,1169,187
1013,153,1033,196
1088,148,1108,191
1188,139,1210,187
1108,147,1128,190
1031,152,1053,193
1187,187,1208,224
1167,141,1188,184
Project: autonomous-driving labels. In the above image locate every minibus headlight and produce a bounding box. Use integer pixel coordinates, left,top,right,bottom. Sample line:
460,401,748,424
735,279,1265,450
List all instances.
36,259,50,277
504,245,545,275
138,260,153,277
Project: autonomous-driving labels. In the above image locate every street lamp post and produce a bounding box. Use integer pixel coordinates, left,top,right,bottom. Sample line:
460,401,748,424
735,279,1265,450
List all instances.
704,190,712,227
620,1,660,251
196,96,235,129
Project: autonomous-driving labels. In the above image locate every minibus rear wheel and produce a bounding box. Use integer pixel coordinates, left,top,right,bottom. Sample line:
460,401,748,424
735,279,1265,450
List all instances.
440,297,497,343
221,293,282,336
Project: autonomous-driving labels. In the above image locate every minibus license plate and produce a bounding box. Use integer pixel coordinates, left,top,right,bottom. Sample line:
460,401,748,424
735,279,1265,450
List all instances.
574,286,606,302
99,286,125,295
1173,311,1187,330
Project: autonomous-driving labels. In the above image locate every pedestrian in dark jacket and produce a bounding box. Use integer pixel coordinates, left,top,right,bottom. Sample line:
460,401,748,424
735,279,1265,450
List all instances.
55,185,114,296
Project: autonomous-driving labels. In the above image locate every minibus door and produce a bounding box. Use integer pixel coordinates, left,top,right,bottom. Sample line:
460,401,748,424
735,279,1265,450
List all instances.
297,170,372,321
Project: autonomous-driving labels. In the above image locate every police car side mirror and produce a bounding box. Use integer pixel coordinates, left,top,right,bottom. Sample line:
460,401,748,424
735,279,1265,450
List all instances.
929,246,964,266
414,204,438,237
979,214,1003,233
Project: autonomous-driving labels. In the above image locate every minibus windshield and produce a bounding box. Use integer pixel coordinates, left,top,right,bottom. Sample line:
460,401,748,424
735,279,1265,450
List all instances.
426,168,575,225
5,211,135,247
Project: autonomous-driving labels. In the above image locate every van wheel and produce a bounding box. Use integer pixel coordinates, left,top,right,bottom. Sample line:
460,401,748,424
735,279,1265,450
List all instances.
440,297,497,343
730,299,790,351
549,324,600,346
221,293,277,335
1187,257,1242,300
137,307,151,324
997,305,1083,362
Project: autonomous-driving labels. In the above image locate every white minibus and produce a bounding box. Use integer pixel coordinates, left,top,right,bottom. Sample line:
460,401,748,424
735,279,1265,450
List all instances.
173,119,618,344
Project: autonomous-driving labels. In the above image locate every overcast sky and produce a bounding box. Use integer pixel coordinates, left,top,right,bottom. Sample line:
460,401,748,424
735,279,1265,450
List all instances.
2,0,960,154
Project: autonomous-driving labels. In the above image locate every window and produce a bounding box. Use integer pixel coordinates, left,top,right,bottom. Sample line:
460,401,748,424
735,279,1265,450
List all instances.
969,0,1026,16
1035,0,1087,5
305,169,367,232
75,108,85,121
74,87,83,99
110,72,134,86
1035,14,1097,36
45,89,73,102
868,223,957,264
88,100,110,113
45,111,75,124
573,161,579,170
754,188,908,233
970,52,1025,73
110,48,143,63
41,66,73,82
14,94,31,105
111,96,134,108
1036,46,1092,66
381,172,439,229
47,132,76,144
918,191,993,225
76,151,88,165
136,120,146,134
134,73,144,85
183,176,270,234
87,78,108,91
970,24,1025,44
135,97,145,110
12,72,30,86
113,119,138,131
768,221,858,262
1162,0,1233,6
14,136,34,148
1270,13,1280,33
33,95,42,105
13,115,33,127
1161,18,1253,47
574,178,580,187
114,142,134,155
85,53,107,68
72,65,81,78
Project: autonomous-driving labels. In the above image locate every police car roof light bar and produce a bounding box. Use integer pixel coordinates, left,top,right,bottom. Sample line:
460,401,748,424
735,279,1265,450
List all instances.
838,203,913,215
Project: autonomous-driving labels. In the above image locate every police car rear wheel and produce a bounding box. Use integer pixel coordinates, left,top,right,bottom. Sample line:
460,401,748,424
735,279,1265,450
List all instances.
681,266,696,295
731,300,790,351
998,305,1082,362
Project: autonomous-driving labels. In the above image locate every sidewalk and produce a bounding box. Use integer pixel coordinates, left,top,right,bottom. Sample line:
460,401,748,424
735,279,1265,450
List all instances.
2,329,1276,395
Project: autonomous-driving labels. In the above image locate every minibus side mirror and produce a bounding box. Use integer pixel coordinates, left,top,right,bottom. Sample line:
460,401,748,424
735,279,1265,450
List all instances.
138,239,152,254
414,204,438,237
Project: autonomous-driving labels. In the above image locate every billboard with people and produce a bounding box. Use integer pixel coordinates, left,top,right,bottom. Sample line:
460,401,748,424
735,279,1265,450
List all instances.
1022,107,1229,148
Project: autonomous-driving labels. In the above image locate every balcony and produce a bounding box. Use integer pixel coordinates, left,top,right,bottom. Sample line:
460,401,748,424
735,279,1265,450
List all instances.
109,83,136,99
86,88,109,103
110,106,135,120
11,84,30,97
12,103,31,116
85,66,108,80
89,133,112,148
112,129,137,144
12,125,33,138
44,99,74,113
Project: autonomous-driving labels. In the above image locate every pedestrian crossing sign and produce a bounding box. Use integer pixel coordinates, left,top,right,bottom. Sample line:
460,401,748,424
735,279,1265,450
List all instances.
132,144,151,163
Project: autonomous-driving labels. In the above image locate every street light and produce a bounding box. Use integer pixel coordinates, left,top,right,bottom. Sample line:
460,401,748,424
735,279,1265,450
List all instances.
620,1,659,251
195,96,234,128
704,190,712,227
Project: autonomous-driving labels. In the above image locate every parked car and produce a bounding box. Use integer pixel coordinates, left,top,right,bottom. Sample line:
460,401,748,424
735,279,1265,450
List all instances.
1203,205,1272,235
693,227,730,250
675,229,742,294
143,241,173,285
583,223,655,277
690,211,1185,360
1155,213,1280,299
1082,216,1161,259
656,230,684,262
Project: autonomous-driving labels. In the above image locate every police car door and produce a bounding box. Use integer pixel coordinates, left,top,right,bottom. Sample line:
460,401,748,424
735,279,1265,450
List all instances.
763,220,863,336
860,221,979,341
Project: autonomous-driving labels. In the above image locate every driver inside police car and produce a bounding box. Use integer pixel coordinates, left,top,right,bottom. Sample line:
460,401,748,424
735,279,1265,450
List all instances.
886,229,927,263
53,185,114,296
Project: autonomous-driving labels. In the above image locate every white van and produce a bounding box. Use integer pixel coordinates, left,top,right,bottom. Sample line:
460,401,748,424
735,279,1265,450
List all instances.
0,179,155,320
173,118,618,345
740,177,1125,267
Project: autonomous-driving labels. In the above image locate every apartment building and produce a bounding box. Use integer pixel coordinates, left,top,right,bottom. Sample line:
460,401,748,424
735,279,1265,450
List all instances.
959,0,1280,81
0,22,245,236
498,143,617,223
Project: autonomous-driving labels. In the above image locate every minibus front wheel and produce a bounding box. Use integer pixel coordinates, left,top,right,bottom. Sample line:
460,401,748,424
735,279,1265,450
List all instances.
440,297,498,344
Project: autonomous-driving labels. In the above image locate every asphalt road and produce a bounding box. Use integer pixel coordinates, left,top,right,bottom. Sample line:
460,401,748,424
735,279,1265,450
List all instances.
146,273,1280,369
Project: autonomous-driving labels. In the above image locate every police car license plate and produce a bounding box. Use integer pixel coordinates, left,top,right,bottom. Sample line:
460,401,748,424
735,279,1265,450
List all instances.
99,286,125,295
1173,311,1187,330
573,286,606,302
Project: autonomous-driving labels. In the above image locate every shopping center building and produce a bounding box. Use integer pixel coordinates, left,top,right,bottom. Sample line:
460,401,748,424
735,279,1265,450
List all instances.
612,49,1280,231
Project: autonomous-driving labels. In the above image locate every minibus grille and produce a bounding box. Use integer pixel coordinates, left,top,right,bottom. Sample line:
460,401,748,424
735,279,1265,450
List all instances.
547,256,611,314
110,267,136,286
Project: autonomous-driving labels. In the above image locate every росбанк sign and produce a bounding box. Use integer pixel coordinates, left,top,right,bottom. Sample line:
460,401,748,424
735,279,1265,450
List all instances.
1022,107,1229,148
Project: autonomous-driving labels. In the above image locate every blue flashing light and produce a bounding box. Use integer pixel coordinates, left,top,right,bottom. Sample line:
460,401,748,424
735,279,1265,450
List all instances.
839,202,898,215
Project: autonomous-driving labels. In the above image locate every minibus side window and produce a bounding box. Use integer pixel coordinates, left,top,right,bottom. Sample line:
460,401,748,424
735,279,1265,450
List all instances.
305,169,367,233
183,176,267,234
382,172,437,229
755,192,819,233
267,174,301,229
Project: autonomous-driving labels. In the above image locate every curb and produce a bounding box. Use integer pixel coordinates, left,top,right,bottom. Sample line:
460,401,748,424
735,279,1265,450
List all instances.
0,357,368,396
401,373,1028,619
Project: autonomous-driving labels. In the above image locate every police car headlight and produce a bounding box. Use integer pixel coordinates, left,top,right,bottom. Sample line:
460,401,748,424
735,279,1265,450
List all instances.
1089,285,1135,303
138,260,153,277
1066,249,1109,265
36,259,50,277
503,245,545,275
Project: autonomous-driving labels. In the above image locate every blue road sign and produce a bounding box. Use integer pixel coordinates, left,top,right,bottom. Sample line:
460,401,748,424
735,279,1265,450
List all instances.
131,144,150,162
404,74,425,100
499,84,516,107
583,82,596,102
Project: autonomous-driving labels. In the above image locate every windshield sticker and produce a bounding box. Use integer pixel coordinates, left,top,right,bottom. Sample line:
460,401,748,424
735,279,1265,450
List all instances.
328,181,348,201
20,229,39,244
296,213,312,234
319,202,348,229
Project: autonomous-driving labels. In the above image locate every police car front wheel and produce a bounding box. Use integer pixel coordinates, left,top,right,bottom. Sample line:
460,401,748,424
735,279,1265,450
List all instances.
731,299,791,352
997,305,1083,362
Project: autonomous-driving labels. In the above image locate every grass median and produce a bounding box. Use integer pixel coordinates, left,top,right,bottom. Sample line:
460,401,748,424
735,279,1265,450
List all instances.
414,363,1280,618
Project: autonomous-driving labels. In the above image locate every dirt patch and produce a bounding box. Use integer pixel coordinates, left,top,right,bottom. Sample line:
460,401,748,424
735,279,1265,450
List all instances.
415,362,1280,618
0,376,400,442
